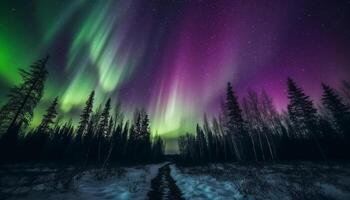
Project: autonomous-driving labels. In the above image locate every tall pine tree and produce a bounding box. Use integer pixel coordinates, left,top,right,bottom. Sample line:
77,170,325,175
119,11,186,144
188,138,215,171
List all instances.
225,82,244,161
141,113,150,140
0,56,49,134
77,91,95,136
321,83,350,136
341,80,350,104
196,124,208,161
97,98,111,163
287,78,318,135
98,98,111,136
38,97,58,133
287,78,326,160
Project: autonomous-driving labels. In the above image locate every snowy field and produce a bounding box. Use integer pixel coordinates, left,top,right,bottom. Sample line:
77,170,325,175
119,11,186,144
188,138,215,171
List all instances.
172,162,350,200
1,162,350,199
0,163,164,200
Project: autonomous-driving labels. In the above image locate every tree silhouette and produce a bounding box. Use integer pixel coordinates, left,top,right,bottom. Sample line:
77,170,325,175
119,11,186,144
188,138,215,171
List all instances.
0,56,48,134
98,98,111,136
97,98,111,162
77,91,95,136
178,79,350,163
287,78,318,135
38,97,58,133
342,80,350,104
0,57,165,164
322,83,350,136
196,124,208,161
141,112,150,140
287,78,326,160
225,82,244,161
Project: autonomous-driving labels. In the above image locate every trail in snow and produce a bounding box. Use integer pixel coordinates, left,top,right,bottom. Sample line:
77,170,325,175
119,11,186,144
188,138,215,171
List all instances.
4,163,349,199
147,163,185,200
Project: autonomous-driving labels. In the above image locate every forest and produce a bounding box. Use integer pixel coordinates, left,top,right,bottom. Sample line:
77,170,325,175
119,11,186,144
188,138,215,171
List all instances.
1,56,350,166
0,57,165,165
1,57,350,200
178,76,350,164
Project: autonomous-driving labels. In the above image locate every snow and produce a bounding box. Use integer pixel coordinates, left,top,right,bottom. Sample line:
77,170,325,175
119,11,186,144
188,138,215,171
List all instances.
170,163,350,200
318,183,350,200
2,162,350,199
4,163,164,200
170,165,243,200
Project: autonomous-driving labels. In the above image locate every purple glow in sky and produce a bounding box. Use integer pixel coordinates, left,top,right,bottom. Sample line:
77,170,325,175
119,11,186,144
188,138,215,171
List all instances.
1,0,350,143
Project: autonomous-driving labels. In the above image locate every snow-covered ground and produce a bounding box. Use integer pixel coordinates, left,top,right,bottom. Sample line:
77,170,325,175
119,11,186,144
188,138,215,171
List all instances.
2,162,350,200
171,165,242,200
1,163,164,200
171,163,350,200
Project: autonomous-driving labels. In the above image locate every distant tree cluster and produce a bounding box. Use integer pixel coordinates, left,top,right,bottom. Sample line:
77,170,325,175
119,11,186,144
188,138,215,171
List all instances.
0,57,164,165
179,80,350,163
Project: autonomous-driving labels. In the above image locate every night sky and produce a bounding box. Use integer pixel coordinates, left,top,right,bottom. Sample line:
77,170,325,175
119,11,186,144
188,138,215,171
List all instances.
1,0,350,150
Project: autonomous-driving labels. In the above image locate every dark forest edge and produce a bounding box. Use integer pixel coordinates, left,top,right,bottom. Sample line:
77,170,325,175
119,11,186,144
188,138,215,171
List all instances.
178,75,350,164
0,57,165,166
1,56,350,166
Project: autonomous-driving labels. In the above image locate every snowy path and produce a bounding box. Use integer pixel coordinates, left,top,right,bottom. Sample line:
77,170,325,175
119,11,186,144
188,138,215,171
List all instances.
147,163,185,200
4,163,349,199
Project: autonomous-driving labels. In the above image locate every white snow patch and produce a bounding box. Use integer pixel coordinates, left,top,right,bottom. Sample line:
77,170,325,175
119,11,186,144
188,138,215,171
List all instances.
170,165,243,200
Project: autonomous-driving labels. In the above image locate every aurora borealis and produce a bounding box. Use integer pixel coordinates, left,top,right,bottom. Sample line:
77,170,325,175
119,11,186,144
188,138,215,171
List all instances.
1,0,350,152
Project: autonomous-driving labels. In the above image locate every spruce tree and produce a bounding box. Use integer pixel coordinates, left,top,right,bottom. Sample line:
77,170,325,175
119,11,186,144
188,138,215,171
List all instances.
0,56,49,134
141,113,151,160
321,83,350,135
287,78,318,135
133,110,142,139
77,91,95,136
38,97,59,133
342,80,350,104
225,82,244,161
196,124,208,161
98,98,111,136
226,82,244,128
141,113,150,140
287,78,326,160
95,98,111,163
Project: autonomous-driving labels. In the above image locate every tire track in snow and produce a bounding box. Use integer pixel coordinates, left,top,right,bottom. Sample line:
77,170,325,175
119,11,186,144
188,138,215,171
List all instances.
147,163,184,200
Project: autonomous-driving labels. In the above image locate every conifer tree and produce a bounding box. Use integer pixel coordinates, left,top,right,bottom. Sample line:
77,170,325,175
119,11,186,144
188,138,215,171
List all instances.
77,91,95,136
196,124,208,161
95,99,111,163
38,97,58,133
226,82,244,127
141,113,151,140
225,82,244,161
287,78,318,135
287,78,326,160
321,83,350,135
0,56,49,134
342,80,350,104
133,110,143,139
98,98,111,136
141,113,151,160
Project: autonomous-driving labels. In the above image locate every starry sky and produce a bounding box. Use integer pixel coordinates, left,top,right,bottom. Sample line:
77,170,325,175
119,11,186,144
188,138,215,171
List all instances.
1,0,350,151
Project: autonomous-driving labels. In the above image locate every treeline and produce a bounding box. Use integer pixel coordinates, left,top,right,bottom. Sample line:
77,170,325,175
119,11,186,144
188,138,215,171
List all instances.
0,57,165,165
179,79,350,163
